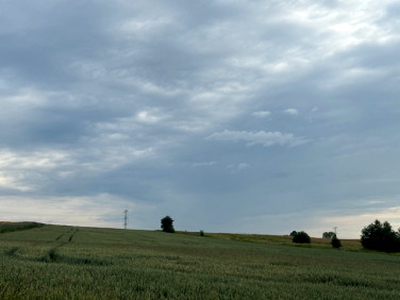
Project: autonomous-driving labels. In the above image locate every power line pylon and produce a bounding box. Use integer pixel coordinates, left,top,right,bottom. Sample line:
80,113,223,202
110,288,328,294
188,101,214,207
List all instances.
124,209,128,229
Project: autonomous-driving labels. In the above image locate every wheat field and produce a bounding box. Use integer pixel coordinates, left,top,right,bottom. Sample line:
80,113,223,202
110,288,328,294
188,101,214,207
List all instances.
1,225,400,299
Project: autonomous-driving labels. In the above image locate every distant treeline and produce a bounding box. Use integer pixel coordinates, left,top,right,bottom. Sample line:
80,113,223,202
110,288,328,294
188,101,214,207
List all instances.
0,222,44,234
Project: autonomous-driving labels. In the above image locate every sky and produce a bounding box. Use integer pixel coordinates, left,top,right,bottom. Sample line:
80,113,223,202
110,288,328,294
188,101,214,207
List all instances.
1,0,400,238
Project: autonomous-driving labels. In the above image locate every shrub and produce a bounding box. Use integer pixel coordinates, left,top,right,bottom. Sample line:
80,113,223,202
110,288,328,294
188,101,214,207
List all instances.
48,248,57,262
161,216,175,233
361,220,400,252
199,230,204,237
331,236,342,249
292,231,311,244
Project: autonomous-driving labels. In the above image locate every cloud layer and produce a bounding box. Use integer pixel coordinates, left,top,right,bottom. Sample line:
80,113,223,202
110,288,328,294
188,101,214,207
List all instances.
206,130,308,147
1,0,400,237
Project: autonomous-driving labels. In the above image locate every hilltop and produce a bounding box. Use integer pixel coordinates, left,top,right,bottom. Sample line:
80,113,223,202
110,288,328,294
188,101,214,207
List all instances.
178,230,361,250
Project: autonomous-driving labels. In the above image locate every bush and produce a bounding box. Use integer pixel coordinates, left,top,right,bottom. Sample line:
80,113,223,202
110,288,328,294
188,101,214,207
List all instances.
47,248,57,262
160,216,175,233
331,236,342,249
292,231,311,244
361,220,400,252
199,230,204,237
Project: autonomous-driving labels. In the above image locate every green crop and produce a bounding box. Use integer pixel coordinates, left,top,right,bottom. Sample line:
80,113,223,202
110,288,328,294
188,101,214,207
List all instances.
1,225,400,299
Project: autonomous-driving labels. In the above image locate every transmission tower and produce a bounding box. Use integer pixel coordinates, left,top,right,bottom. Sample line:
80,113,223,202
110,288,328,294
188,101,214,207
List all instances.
124,209,128,229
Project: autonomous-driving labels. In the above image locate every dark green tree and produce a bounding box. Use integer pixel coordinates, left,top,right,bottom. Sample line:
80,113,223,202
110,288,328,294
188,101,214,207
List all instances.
290,230,297,237
361,220,399,252
292,231,311,244
322,231,336,239
161,215,175,233
331,236,342,249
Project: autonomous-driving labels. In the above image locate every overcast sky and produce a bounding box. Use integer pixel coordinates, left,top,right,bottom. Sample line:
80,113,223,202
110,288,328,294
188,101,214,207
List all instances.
1,0,400,238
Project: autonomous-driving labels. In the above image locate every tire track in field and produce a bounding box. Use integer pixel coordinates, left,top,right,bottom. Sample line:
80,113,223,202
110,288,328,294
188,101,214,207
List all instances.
45,227,79,262
4,227,78,261
52,227,78,248
3,227,107,266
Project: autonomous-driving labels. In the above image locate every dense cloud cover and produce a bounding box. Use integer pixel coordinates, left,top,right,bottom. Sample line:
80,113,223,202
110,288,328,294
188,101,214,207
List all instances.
1,0,400,237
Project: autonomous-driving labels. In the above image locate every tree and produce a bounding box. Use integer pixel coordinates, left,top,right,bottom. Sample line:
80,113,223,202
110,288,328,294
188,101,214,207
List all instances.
322,231,336,239
289,230,297,237
331,236,342,249
292,231,311,244
161,216,175,233
361,220,400,253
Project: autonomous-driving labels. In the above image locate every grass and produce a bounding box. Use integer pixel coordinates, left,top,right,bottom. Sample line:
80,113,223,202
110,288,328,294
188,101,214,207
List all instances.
1,225,400,299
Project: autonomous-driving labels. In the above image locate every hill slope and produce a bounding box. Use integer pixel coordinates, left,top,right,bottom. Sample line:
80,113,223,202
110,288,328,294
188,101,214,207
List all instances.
1,225,400,299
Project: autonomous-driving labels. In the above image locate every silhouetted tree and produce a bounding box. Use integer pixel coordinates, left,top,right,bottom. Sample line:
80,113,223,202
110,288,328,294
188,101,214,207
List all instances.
290,230,297,237
161,216,175,233
322,231,336,239
331,236,342,249
292,231,311,244
361,220,400,252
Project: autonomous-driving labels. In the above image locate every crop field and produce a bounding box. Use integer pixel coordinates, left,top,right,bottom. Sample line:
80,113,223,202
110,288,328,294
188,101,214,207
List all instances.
1,225,400,299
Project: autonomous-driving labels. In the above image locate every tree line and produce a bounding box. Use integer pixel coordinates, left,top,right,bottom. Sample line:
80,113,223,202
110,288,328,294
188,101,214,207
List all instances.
360,220,400,253
160,216,400,253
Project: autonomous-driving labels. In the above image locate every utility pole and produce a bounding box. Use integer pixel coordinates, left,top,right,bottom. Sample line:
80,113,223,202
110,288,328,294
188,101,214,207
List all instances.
124,209,128,229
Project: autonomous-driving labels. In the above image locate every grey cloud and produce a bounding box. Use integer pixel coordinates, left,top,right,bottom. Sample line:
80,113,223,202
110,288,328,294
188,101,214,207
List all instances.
237,163,250,170
206,130,309,147
252,111,271,118
192,161,217,167
283,108,299,116
1,0,400,237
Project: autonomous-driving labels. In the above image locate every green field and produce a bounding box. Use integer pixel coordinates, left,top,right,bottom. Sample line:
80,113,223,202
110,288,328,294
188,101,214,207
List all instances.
1,225,400,299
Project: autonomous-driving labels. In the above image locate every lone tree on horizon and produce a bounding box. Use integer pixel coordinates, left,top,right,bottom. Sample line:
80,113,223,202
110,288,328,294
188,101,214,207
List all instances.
161,215,175,233
292,231,311,244
331,235,342,249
